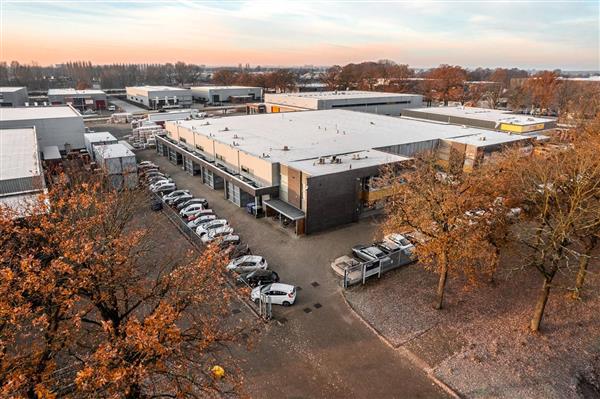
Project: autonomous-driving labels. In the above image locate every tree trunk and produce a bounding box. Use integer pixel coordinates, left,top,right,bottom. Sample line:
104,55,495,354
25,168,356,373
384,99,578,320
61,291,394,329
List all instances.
530,277,552,332
435,254,448,310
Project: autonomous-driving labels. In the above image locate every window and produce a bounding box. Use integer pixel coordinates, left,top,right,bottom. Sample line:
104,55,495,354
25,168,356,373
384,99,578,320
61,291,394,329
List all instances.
241,165,253,174
180,137,186,143
195,144,204,151
215,154,225,162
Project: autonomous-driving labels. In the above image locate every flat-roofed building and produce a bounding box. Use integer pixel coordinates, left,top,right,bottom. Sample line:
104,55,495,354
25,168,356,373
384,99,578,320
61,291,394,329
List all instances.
157,109,531,234
190,86,263,105
0,127,46,217
48,88,108,111
0,87,28,107
0,105,85,151
263,91,423,116
126,86,192,110
402,106,557,133
84,131,118,161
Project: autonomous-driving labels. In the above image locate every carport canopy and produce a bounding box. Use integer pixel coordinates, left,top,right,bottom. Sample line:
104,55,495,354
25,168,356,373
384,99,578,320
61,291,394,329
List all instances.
264,199,305,220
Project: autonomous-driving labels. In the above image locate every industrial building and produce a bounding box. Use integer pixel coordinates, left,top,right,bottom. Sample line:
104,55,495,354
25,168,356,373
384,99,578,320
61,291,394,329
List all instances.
0,87,29,107
0,105,85,151
84,132,118,161
190,86,263,105
157,109,532,234
126,86,192,110
402,106,557,133
93,143,138,190
261,91,423,116
0,127,46,217
47,88,108,111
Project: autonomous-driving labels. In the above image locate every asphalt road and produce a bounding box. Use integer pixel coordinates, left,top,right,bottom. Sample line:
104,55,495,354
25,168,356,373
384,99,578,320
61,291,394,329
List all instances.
108,97,146,114
138,149,448,399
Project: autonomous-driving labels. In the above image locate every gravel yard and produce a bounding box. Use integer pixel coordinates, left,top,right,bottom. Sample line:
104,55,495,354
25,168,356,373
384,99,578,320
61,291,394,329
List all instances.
344,252,600,399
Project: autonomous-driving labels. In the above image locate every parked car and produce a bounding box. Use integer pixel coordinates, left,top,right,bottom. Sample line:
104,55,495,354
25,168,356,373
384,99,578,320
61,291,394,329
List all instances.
150,179,175,191
238,269,279,287
177,197,209,210
352,244,392,264
251,283,296,306
201,226,234,243
225,255,268,273
196,219,228,236
163,189,190,202
186,209,214,221
138,161,155,167
187,214,217,228
142,171,165,180
384,233,415,255
152,183,176,195
139,163,159,170
180,203,206,218
108,105,116,111
139,167,160,176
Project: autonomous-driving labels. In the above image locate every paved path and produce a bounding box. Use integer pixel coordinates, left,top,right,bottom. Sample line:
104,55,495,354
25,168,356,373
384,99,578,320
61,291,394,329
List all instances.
138,149,448,399
108,97,146,114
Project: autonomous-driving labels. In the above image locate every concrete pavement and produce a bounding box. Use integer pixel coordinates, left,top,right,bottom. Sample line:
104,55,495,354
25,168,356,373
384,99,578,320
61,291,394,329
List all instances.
138,149,448,399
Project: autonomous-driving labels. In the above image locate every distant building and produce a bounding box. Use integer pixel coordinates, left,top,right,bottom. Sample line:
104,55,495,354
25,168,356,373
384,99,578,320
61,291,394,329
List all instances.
0,105,86,151
402,106,556,133
262,91,423,116
126,86,192,110
47,88,108,111
0,127,47,217
0,87,28,107
158,109,531,234
190,86,263,105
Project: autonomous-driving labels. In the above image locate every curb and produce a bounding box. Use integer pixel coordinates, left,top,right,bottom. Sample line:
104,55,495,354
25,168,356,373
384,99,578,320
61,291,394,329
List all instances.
341,291,462,399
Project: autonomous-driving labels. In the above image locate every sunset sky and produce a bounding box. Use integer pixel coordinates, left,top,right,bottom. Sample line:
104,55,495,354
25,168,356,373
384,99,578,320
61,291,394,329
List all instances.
1,0,598,69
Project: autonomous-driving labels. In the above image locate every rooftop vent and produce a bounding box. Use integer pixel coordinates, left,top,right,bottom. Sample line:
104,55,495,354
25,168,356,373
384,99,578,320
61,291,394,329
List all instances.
224,127,229,131
283,145,289,151
318,157,325,164
479,136,486,141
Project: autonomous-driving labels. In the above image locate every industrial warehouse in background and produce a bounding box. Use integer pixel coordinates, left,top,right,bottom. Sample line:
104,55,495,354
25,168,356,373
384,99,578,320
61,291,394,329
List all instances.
157,109,533,234
126,86,192,110
0,87,29,107
0,105,85,151
0,127,47,217
190,86,263,105
402,106,557,133
47,88,108,111
255,91,423,116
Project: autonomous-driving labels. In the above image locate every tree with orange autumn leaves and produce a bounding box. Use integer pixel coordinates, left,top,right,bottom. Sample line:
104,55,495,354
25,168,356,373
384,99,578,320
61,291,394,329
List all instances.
0,174,249,398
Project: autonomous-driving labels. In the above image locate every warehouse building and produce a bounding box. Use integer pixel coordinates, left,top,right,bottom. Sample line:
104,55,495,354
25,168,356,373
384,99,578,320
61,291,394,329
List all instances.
0,127,47,217
48,88,108,111
402,106,557,133
157,109,531,234
0,87,29,107
126,86,192,110
190,86,263,105
261,91,423,116
0,105,85,151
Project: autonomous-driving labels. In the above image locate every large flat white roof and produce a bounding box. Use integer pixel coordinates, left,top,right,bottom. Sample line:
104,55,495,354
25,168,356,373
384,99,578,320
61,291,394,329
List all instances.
190,85,261,90
406,106,555,126
268,90,422,101
0,127,41,180
171,109,492,165
48,88,105,95
0,87,26,93
84,131,117,143
445,130,533,147
127,86,189,93
0,105,82,121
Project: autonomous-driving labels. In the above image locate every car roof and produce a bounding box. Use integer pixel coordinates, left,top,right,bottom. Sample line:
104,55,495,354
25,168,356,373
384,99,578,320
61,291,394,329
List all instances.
269,283,294,292
209,226,232,235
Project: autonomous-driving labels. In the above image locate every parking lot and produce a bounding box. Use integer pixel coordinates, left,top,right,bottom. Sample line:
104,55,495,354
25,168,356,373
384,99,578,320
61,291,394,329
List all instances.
137,148,448,398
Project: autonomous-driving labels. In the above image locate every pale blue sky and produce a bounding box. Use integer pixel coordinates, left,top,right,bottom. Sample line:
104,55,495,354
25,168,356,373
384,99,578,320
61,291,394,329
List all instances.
2,0,598,69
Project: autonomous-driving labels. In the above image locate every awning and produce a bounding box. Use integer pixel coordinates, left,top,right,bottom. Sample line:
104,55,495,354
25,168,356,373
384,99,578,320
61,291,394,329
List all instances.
264,199,305,220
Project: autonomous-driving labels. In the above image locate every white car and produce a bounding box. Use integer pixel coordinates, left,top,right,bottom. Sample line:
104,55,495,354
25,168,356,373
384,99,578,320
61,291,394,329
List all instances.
251,283,296,306
179,203,205,217
151,182,176,193
150,179,174,191
163,189,190,202
196,219,228,236
187,214,217,228
226,255,268,273
201,226,234,243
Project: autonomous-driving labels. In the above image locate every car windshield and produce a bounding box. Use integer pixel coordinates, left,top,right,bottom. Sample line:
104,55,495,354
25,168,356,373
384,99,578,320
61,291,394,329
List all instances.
260,284,272,293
